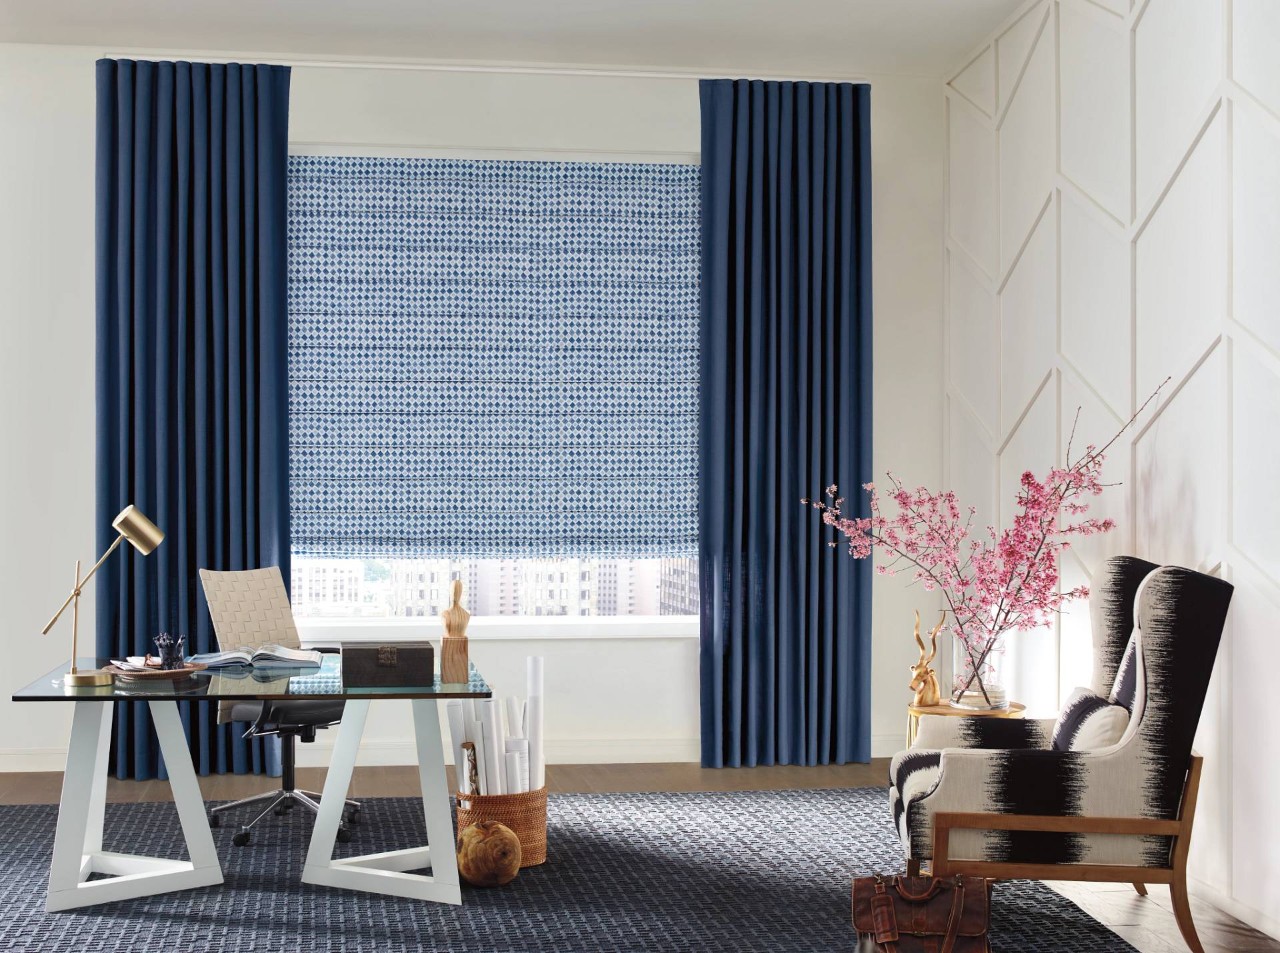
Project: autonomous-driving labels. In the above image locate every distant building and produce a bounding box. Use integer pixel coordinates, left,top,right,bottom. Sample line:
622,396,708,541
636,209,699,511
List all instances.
659,557,699,615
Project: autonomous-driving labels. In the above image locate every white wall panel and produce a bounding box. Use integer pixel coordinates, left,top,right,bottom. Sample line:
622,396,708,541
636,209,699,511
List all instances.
949,46,996,117
999,204,1056,434
998,21,1056,272
1233,0,1280,118
1058,1,1129,219
1060,190,1130,415
944,0,1279,936
1134,349,1225,570
1134,111,1225,399
1133,0,1223,206
1232,347,1280,583
997,3,1050,112
947,398,998,532
947,97,999,275
948,251,999,435
1232,102,1280,355
1229,565,1280,920
1059,370,1129,569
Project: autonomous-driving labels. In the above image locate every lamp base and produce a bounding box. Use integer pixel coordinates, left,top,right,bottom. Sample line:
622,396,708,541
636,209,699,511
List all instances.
65,669,114,687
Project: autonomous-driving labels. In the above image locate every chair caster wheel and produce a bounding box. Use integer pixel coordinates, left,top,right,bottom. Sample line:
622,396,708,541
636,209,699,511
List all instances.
232,831,251,847
336,826,353,844
209,814,221,828
346,809,361,825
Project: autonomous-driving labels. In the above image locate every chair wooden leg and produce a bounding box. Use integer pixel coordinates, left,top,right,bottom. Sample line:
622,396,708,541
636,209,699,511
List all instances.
1171,871,1204,953
1132,882,1147,897
907,858,920,877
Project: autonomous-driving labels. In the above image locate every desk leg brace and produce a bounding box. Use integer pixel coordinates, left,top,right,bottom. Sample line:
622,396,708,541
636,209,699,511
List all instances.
46,700,223,913
302,699,461,904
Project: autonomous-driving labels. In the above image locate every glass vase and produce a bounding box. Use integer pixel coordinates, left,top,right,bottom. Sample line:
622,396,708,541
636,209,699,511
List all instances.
950,630,1009,711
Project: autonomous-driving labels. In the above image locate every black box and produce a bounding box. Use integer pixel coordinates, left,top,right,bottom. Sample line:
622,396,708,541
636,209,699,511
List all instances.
341,642,435,688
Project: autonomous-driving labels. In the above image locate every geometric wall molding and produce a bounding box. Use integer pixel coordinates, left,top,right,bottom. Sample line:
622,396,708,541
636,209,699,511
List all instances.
1133,344,1226,573
1233,0,1280,120
1060,189,1130,417
1134,110,1226,401
1059,0,1129,220
1232,100,1280,357
1134,0,1223,208
944,1,1280,936
997,3,1051,116
999,18,1056,273
947,96,998,276
950,45,996,117
999,201,1056,436
948,250,999,436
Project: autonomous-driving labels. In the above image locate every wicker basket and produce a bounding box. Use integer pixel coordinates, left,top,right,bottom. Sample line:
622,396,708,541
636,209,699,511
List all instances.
454,786,547,867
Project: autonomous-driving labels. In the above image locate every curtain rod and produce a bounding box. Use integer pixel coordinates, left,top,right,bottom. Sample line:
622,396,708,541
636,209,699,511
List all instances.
99,50,880,85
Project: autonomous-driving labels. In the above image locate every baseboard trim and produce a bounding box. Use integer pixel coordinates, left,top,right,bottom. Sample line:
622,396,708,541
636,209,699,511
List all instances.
0,748,68,773
1189,875,1280,942
291,737,702,768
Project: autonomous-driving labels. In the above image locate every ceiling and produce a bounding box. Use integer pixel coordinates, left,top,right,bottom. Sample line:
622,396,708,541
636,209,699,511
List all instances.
0,0,1023,78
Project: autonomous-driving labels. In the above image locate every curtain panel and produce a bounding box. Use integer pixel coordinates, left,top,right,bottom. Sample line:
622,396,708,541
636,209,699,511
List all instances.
698,79,873,768
95,58,291,779
286,156,700,559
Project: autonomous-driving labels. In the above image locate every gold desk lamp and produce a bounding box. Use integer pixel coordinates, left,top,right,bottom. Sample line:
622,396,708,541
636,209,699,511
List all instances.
41,505,165,687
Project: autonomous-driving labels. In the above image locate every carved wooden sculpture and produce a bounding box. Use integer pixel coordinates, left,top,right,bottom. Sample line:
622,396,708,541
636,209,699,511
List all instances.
909,609,944,707
441,579,471,684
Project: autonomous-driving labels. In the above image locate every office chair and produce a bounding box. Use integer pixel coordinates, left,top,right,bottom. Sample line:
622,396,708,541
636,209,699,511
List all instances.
199,567,361,847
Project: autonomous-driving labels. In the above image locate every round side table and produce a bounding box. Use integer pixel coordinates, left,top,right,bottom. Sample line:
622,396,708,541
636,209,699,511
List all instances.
906,701,1026,748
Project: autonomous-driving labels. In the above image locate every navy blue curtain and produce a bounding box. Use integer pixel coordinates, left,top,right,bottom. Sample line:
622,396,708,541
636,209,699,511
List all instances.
698,79,873,768
95,59,291,780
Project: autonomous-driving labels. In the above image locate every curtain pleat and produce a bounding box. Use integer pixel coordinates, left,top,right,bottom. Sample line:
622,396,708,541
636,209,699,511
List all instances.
95,58,291,780
699,79,873,768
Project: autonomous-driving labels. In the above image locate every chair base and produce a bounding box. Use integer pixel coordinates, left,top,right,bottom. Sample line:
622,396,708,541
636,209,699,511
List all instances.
917,755,1205,953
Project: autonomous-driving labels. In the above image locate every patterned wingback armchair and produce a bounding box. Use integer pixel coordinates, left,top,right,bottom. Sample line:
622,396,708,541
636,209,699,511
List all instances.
889,556,1233,953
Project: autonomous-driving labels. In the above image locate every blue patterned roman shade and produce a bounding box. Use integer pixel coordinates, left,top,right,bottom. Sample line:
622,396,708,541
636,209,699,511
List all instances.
286,156,699,558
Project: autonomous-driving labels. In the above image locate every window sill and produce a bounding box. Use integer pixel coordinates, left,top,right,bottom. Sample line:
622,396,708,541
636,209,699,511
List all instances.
297,615,700,644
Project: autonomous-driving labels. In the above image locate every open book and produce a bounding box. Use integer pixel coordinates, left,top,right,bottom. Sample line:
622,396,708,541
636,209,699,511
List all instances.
188,644,322,670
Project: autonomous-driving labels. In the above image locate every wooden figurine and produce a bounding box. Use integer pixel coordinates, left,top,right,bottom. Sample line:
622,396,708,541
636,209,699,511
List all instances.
441,578,471,684
909,609,944,708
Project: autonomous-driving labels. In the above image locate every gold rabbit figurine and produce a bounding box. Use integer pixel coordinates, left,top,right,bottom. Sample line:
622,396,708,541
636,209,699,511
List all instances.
909,610,945,707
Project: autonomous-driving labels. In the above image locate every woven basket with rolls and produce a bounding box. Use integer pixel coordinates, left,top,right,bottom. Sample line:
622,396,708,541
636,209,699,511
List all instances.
455,786,547,867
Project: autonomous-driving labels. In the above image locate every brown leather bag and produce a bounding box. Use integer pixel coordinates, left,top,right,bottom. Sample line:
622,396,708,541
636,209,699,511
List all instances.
851,874,990,953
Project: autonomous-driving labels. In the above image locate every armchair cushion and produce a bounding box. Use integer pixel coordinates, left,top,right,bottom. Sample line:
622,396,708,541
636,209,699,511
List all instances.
1050,688,1129,752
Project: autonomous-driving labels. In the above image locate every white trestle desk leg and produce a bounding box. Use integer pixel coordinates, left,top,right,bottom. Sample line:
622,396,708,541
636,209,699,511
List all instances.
46,700,223,913
303,699,461,904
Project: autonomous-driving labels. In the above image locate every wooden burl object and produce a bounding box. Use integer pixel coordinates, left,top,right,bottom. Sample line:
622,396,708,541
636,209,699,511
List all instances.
441,578,471,684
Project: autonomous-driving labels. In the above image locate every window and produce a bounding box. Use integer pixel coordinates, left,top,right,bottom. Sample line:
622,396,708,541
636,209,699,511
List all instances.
287,155,699,619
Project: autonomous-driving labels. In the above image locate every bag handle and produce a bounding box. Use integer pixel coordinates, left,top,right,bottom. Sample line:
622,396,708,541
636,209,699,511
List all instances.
893,877,943,902
940,877,966,953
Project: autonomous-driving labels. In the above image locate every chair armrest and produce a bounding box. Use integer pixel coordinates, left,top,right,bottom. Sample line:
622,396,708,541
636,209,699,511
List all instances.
912,714,1054,751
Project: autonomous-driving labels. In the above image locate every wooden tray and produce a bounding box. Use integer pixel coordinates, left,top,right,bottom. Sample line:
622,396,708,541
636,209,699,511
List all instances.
105,660,208,681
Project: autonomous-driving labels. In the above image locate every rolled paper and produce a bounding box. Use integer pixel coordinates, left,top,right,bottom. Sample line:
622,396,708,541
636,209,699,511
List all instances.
446,700,470,794
504,751,522,794
479,699,505,795
505,696,524,739
526,693,545,791
505,738,531,792
470,719,488,795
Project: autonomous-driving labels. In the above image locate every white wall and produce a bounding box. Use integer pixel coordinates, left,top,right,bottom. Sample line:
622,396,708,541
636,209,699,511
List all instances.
943,0,1279,938
0,42,943,771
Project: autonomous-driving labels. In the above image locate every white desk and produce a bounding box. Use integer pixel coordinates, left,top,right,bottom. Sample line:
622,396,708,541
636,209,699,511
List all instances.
13,657,491,912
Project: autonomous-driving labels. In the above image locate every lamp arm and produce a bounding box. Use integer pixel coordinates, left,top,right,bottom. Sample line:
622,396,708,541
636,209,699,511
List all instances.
41,534,124,635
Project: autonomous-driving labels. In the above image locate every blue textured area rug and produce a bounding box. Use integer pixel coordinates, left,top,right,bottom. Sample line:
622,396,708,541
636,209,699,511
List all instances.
0,788,1134,952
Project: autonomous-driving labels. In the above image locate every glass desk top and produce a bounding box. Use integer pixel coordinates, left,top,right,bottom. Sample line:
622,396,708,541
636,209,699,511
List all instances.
12,654,491,702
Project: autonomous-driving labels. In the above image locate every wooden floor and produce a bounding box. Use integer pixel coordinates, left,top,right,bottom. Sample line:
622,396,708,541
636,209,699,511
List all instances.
1,761,1274,953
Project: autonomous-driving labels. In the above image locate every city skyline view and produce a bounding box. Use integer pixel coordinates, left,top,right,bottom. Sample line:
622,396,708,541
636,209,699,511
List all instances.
291,556,700,619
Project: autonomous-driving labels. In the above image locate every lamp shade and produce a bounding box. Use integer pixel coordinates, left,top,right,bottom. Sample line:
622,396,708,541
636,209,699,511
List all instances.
112,505,164,555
